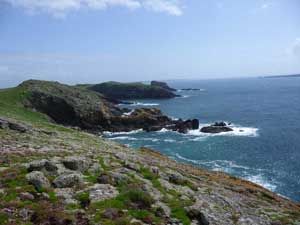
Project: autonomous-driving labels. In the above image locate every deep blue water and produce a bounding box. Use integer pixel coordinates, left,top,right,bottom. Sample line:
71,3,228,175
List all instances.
104,77,300,202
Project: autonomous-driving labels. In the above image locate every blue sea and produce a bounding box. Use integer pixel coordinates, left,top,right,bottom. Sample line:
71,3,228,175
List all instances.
104,77,300,202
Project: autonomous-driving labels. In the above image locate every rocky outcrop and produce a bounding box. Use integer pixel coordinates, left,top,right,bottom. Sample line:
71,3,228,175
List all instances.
19,80,198,134
200,122,233,133
116,108,199,134
151,80,176,91
0,118,28,133
26,171,51,190
88,81,178,100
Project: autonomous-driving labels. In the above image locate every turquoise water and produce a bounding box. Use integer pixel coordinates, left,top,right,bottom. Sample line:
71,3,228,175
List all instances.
104,77,300,202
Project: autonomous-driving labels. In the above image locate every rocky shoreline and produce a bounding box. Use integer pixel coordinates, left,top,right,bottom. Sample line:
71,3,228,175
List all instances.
0,80,300,225
0,117,300,225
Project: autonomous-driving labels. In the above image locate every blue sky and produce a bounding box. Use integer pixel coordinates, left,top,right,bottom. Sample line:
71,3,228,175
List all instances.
0,0,300,87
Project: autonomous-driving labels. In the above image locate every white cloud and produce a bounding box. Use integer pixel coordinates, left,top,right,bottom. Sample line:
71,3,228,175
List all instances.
144,0,182,16
3,0,183,17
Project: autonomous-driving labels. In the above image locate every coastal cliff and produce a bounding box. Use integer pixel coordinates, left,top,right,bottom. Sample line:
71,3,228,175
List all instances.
88,81,178,100
0,81,300,225
17,80,196,134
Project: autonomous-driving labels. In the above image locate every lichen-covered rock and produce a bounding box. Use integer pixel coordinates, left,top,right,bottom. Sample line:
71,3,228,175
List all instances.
0,118,28,132
62,156,91,172
86,184,118,203
124,161,140,171
26,171,51,190
185,206,209,225
19,192,35,201
55,188,77,204
27,159,48,172
53,173,83,188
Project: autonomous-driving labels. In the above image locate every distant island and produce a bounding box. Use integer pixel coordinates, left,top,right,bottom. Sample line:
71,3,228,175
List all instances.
263,74,300,79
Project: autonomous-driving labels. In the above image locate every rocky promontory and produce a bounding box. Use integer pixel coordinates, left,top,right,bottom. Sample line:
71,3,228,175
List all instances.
17,80,197,134
88,81,178,100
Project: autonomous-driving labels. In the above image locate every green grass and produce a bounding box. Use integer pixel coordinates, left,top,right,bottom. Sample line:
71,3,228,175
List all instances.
0,212,8,225
76,192,90,208
0,87,48,124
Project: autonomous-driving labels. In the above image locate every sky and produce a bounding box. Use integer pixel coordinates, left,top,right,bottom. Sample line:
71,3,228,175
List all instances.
0,0,300,87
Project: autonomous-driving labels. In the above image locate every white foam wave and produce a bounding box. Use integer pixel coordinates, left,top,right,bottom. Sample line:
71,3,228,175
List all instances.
164,139,176,143
176,95,190,99
175,153,250,170
141,138,160,142
156,128,170,133
109,136,138,141
122,110,134,117
245,175,277,192
175,153,277,191
131,102,159,106
103,129,143,136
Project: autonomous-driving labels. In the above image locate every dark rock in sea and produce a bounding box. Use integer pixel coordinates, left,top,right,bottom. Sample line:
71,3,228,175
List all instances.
173,119,199,134
88,81,178,100
151,80,177,91
200,122,233,134
180,88,201,91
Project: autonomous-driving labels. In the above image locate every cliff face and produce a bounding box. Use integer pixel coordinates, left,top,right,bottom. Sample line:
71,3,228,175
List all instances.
20,80,122,131
88,81,178,99
18,80,196,133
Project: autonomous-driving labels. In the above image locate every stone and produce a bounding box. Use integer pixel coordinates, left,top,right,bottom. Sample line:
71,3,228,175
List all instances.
0,118,9,129
53,173,83,188
102,208,121,220
97,173,112,184
151,166,160,175
55,188,77,204
169,173,186,185
86,184,119,202
26,171,50,190
20,192,35,201
124,161,140,171
8,122,28,133
62,156,91,172
88,163,101,174
185,206,209,225
110,172,128,185
27,159,47,172
19,208,34,221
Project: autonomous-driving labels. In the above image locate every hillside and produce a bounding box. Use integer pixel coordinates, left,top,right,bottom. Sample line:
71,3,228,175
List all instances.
5,80,196,134
0,82,300,225
88,81,178,100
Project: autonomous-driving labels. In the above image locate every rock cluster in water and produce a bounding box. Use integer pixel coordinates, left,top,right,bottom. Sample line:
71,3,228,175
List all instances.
200,122,233,133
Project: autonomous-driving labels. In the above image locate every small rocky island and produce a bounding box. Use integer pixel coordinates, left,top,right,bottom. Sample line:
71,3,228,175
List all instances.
200,122,233,134
0,80,300,225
